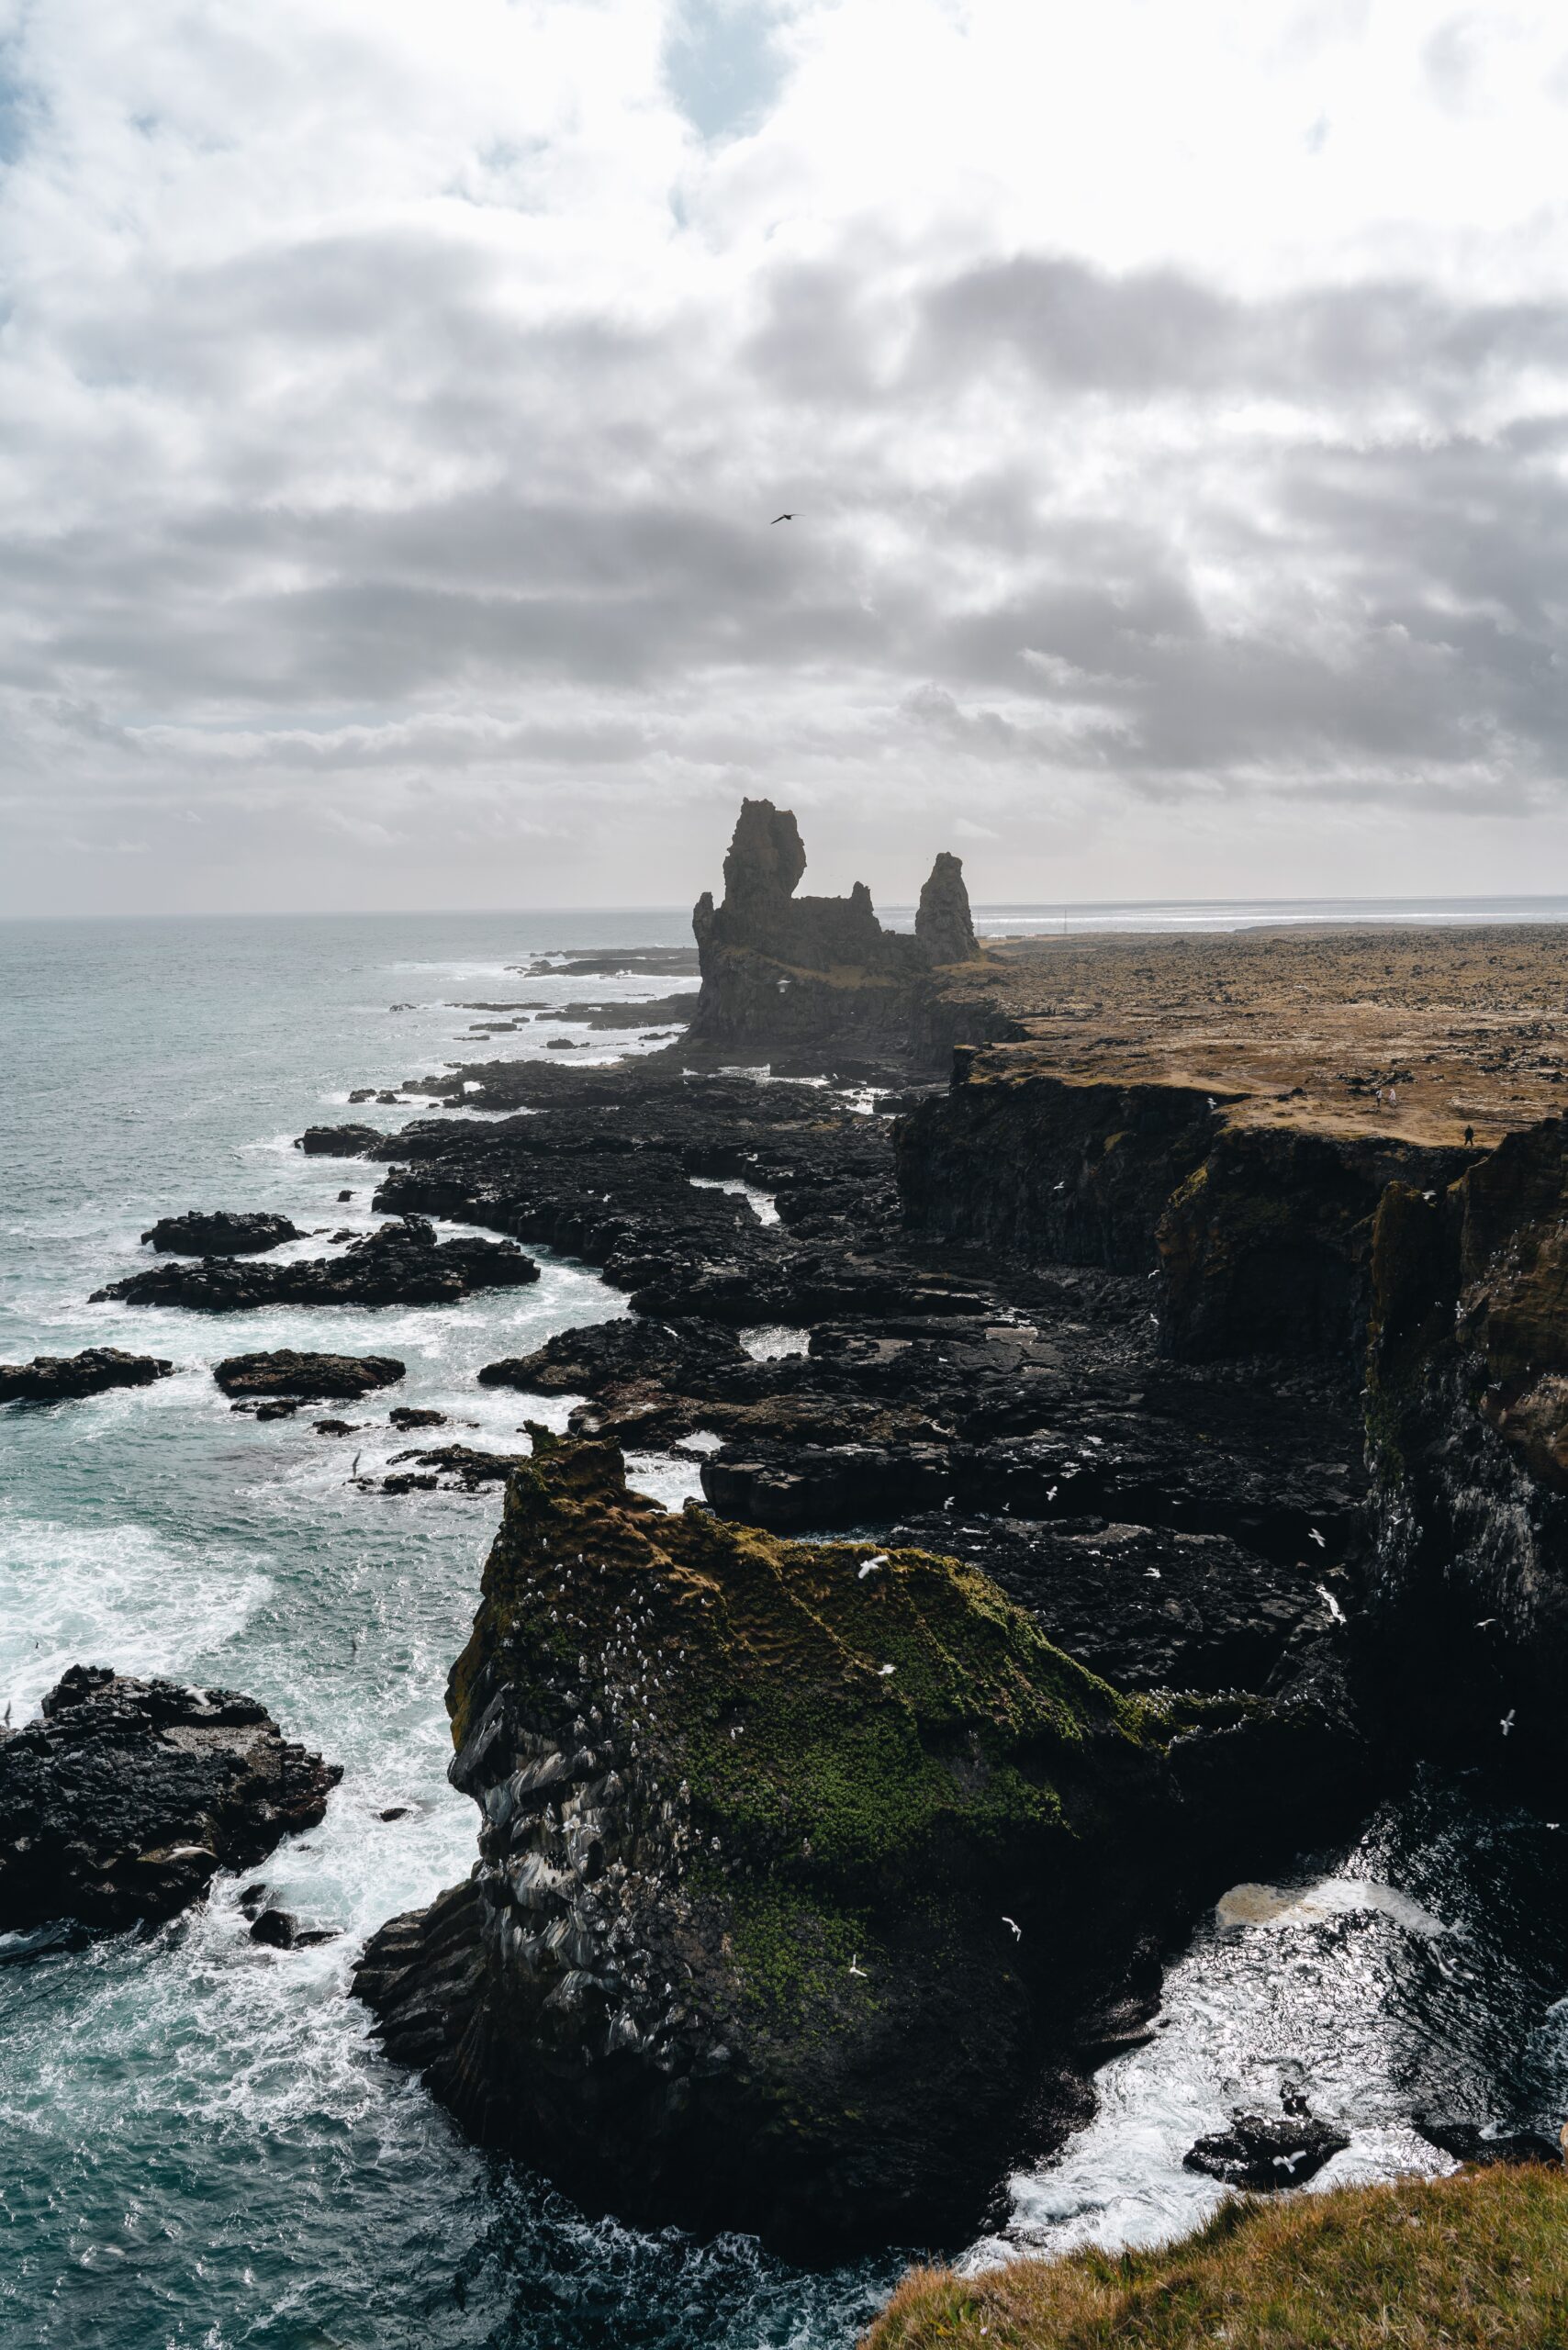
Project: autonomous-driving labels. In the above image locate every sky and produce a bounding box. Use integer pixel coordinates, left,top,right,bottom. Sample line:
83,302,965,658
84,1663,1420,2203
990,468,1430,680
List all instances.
4,0,1568,916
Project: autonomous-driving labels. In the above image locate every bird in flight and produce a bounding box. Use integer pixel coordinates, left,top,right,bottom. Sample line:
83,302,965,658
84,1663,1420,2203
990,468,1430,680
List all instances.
771,512,793,523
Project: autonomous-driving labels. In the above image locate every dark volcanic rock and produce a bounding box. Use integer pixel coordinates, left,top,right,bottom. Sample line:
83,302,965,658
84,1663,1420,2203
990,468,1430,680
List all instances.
296,1124,382,1156
914,851,980,968
248,1906,338,1950
0,1666,341,1932
140,1210,302,1255
478,1316,746,1397
388,1405,447,1430
215,1350,406,1401
1415,2117,1564,2168
1366,1117,1568,1782
93,1214,539,1311
1183,2110,1350,2189
687,798,965,1063
355,1436,1193,2255
0,1348,174,1405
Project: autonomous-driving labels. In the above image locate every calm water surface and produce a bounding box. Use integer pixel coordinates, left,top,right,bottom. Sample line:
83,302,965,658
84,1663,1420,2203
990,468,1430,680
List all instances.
2,911,1566,2348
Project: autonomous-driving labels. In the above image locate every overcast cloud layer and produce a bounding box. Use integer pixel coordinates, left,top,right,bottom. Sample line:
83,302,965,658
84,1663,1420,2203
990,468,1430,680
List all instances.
4,0,1568,914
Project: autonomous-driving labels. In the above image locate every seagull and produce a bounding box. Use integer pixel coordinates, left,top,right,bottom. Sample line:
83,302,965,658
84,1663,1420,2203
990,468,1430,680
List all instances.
770,512,793,524
879,1663,896,1676
1002,1915,1022,1942
848,1953,868,1977
1501,1709,1516,1736
1308,1528,1326,1549
1475,1618,1496,1629
858,1553,888,1580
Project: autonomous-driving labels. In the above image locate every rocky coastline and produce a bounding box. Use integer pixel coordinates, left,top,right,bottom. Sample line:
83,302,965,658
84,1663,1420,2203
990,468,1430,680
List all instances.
37,800,1568,2287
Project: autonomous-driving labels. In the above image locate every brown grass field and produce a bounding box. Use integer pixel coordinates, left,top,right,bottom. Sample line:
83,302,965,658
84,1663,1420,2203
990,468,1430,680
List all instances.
861,2166,1568,2349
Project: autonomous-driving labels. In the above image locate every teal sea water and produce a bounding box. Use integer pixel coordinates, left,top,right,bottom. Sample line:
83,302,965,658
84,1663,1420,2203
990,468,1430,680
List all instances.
5,910,1568,2349
0,913,902,2350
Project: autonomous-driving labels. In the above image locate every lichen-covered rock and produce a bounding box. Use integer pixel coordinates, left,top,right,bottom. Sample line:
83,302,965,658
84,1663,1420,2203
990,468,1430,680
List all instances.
0,1666,341,1932
93,1214,538,1311
0,1348,174,1404
1366,1117,1568,1780
140,1210,302,1255
214,1350,406,1400
355,1436,1185,2254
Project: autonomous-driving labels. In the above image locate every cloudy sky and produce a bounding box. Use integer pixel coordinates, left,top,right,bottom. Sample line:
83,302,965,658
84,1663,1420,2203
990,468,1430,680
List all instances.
3,1,1568,915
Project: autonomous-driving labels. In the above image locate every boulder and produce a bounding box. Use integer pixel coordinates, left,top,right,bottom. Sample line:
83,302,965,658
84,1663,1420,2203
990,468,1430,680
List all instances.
1184,2110,1350,2189
92,1214,539,1311
354,1435,1186,2255
140,1211,302,1255
0,1348,174,1405
215,1351,406,1401
0,1666,341,1932
295,1125,382,1156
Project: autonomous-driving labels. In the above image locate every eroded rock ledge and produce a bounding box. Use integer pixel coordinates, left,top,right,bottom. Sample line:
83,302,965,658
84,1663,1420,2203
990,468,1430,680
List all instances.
92,1213,538,1311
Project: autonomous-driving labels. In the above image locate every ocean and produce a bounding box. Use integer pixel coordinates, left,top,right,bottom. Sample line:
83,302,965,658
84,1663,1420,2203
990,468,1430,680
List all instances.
3,909,1566,2349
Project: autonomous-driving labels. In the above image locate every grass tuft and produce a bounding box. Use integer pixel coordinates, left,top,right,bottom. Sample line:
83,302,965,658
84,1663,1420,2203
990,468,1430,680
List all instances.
861,2166,1568,2348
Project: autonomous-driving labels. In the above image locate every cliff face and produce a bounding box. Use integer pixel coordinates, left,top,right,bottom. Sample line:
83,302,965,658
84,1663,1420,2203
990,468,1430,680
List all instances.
355,1437,1208,2253
896,1055,1470,1361
688,799,981,1061
1366,1118,1568,1779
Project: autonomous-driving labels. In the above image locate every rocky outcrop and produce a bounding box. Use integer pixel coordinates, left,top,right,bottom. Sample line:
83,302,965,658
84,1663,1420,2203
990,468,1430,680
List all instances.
214,1350,407,1402
687,799,980,1063
0,1666,340,1932
355,1437,1213,2254
140,1211,302,1255
0,1348,174,1404
1183,2109,1350,2190
1366,1116,1568,1780
296,1124,382,1157
915,851,979,968
92,1214,538,1311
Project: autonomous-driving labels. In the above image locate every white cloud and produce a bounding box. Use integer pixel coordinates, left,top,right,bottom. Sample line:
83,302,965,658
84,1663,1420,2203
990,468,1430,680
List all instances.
3,0,1568,913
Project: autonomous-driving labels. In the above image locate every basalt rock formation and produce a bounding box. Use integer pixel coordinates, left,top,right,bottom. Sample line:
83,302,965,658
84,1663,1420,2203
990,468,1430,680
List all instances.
915,850,980,968
0,1665,340,1932
141,1210,302,1255
0,1348,174,1404
92,1214,538,1312
214,1349,407,1402
897,1057,1473,1360
1366,1115,1568,1783
687,798,981,1063
356,1438,1223,2253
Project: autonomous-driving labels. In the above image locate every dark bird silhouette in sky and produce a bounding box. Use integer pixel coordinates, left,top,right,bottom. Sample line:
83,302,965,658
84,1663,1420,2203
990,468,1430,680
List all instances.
770,512,792,523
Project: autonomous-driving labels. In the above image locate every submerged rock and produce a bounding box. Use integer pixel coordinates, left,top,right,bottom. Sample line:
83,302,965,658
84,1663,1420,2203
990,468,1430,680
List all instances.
1183,2109,1350,2189
0,1348,174,1405
140,1210,302,1255
215,1350,406,1401
92,1214,539,1311
0,1666,341,1932
355,1434,1193,2255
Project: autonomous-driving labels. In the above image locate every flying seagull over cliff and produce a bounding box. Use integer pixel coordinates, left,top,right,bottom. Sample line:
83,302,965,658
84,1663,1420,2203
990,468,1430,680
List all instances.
770,512,792,523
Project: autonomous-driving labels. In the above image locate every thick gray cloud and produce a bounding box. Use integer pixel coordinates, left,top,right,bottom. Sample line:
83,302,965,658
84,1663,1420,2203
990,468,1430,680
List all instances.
4,0,1568,913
